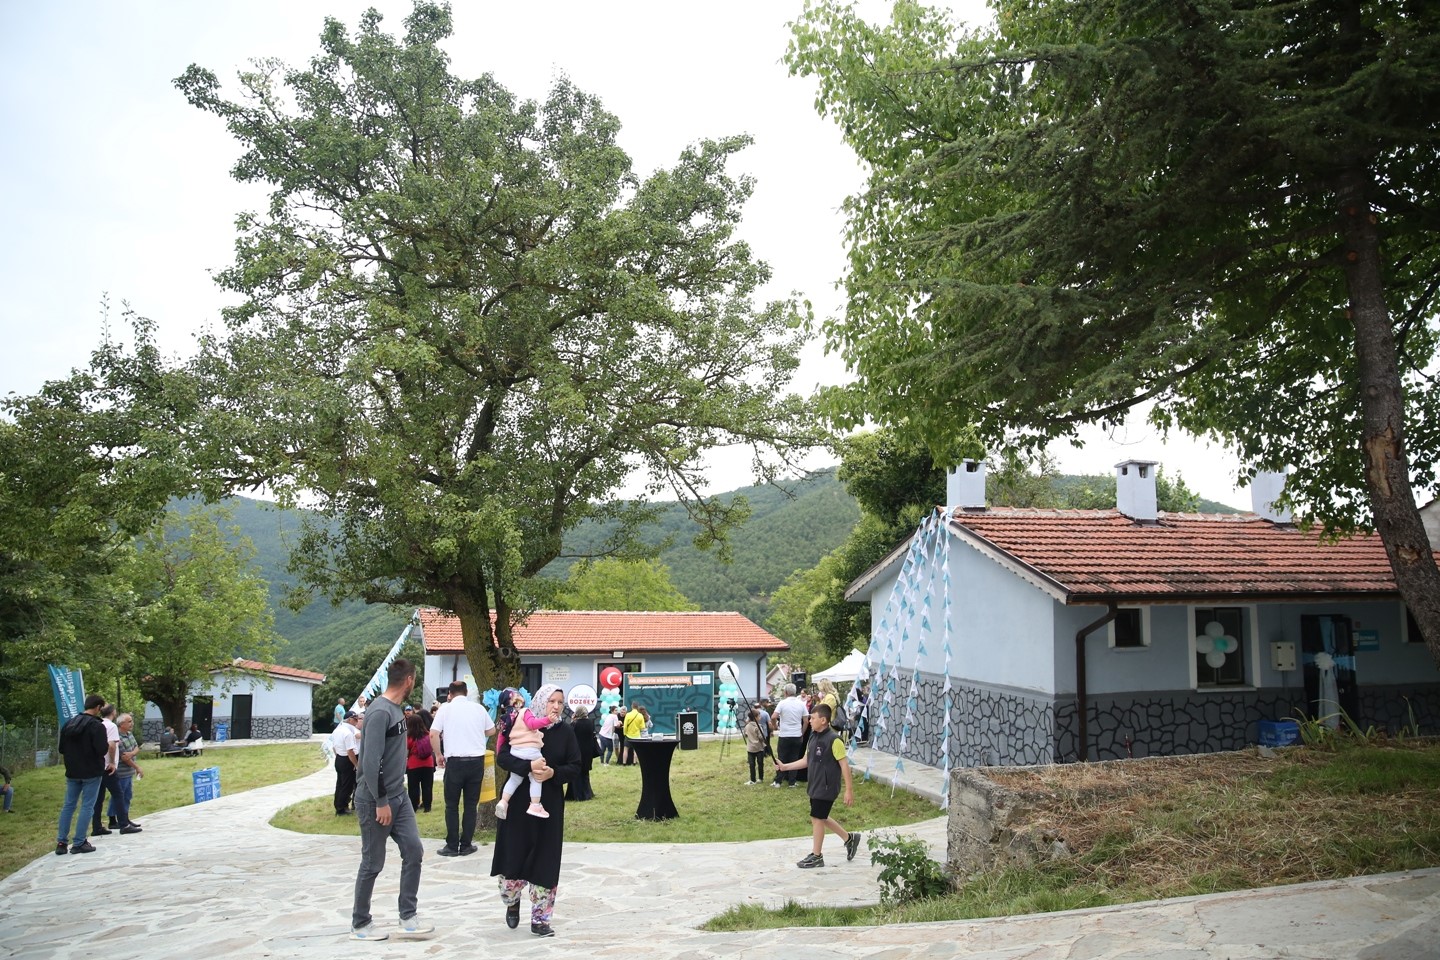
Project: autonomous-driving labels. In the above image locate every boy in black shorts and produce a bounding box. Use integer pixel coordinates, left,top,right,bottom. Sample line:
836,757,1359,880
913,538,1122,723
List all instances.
773,702,861,868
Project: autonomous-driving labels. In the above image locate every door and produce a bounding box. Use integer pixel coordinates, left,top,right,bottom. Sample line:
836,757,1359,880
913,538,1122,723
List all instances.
230,694,253,740
1300,615,1359,725
191,696,214,739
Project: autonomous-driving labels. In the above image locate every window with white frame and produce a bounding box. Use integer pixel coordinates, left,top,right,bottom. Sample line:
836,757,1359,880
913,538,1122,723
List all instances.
1108,607,1149,649
1195,606,1246,686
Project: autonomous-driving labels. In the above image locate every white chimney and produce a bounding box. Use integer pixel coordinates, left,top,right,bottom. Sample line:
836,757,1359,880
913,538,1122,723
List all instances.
1249,469,1292,523
1115,459,1159,521
947,459,986,509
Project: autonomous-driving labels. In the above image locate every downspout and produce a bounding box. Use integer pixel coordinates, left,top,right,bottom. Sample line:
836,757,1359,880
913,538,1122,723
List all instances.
1074,602,1119,763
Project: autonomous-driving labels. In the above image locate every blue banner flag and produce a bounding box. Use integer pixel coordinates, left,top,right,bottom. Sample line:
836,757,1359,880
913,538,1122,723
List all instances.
48,665,86,724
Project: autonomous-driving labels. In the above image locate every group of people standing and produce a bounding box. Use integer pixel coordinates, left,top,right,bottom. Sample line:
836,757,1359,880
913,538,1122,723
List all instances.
54,694,145,856
346,663,580,942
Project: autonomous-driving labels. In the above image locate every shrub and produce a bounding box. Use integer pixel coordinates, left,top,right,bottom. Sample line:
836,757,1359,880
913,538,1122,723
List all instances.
869,831,950,904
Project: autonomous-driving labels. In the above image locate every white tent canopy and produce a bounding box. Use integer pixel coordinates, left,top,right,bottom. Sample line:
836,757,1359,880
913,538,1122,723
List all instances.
812,649,867,683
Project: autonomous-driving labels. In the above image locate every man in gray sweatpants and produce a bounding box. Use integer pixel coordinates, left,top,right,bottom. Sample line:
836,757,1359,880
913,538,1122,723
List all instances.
350,658,433,942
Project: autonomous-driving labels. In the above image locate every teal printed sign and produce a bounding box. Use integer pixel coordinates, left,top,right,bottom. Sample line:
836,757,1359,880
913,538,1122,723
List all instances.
1355,629,1380,652
48,665,86,724
620,672,716,735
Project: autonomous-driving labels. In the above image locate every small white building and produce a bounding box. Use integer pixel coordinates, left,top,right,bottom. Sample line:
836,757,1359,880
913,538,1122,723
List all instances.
418,607,785,720
142,659,325,742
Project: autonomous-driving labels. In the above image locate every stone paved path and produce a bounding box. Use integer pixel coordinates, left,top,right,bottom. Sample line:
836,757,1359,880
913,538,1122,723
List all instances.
1,744,1435,959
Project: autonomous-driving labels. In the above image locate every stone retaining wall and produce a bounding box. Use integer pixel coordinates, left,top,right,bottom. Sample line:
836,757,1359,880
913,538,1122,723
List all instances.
945,766,1069,876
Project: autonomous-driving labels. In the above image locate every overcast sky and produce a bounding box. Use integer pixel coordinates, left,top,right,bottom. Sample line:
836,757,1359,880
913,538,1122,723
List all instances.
0,0,1253,508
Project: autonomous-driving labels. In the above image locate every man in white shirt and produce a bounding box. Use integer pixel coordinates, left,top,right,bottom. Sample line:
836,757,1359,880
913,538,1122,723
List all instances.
331,712,362,815
428,680,495,856
89,704,121,835
770,684,809,788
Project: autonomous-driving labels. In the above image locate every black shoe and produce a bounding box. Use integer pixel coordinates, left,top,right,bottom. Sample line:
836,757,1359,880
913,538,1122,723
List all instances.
71,841,97,854
459,843,478,856
127,820,142,828
55,842,67,856
335,810,352,816
91,826,112,836
530,923,554,938
437,846,461,857
845,831,862,862
120,825,143,835
505,902,520,929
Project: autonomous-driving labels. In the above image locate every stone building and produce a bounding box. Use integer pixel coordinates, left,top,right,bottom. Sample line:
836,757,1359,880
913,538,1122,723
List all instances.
845,460,1440,769
142,659,324,742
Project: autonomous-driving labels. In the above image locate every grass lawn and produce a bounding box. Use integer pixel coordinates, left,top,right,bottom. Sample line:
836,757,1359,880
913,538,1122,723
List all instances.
703,739,1440,930
0,743,325,882
271,739,940,843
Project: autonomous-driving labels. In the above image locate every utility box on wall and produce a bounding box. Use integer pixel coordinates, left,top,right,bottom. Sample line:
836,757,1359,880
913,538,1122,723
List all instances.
1270,641,1297,672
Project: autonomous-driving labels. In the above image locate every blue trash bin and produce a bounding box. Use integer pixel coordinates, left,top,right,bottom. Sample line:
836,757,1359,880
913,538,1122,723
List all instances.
1258,719,1300,746
214,721,229,743
192,766,222,803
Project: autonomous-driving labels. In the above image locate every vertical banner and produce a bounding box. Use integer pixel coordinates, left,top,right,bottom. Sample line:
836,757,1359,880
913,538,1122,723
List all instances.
48,665,86,725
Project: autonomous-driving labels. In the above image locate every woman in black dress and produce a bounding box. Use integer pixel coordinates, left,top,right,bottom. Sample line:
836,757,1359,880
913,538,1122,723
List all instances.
566,708,598,802
491,684,579,938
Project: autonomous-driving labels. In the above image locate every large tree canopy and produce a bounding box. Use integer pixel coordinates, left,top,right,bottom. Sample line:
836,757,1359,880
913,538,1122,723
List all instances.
176,3,818,691
788,0,1440,660
125,508,281,734
1,311,199,709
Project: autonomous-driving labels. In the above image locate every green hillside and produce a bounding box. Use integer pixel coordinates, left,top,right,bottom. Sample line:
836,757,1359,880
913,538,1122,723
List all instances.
205,466,1238,671
202,469,859,670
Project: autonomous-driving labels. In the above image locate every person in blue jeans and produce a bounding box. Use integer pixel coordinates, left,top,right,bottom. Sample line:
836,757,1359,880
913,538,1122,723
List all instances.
56,694,111,854
1,763,14,812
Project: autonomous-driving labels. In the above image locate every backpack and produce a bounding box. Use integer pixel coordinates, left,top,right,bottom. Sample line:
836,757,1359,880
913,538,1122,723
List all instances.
413,733,433,760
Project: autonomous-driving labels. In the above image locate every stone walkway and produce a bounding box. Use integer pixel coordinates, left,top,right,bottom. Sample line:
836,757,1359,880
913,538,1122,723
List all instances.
1,742,1436,959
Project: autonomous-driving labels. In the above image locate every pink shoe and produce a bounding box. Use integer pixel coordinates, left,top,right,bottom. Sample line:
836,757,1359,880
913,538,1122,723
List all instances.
494,799,509,820
526,802,549,819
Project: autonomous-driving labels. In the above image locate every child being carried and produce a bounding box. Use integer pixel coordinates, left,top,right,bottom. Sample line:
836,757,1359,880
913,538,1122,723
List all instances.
495,688,554,819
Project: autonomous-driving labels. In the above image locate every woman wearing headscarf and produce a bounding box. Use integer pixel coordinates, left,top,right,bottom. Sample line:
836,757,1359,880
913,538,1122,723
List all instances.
490,684,579,938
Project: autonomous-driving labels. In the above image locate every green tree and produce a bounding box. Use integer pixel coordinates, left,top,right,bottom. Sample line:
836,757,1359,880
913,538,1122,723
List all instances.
176,4,819,692
556,559,698,612
789,0,1440,660
1,309,200,713
126,508,282,734
765,562,834,674
310,636,425,732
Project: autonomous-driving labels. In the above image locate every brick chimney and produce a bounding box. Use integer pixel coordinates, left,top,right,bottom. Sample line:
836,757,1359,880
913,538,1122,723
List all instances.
1249,470,1292,524
946,459,986,510
1115,459,1160,521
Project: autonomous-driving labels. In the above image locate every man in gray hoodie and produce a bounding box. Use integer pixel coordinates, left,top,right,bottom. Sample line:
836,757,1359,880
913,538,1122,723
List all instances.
349,658,433,942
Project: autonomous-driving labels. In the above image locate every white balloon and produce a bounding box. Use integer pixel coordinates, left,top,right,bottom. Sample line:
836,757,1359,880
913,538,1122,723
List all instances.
719,661,740,683
1205,621,1226,639
1221,635,1239,653
1205,650,1227,669
1195,636,1215,655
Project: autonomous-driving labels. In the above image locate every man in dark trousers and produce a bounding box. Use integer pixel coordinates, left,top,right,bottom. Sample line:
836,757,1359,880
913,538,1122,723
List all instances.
350,658,433,942
428,679,494,857
331,711,361,815
56,694,110,854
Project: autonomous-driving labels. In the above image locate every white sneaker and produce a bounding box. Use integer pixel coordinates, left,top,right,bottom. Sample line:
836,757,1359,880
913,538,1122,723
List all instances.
397,914,434,936
350,922,389,941
494,799,509,820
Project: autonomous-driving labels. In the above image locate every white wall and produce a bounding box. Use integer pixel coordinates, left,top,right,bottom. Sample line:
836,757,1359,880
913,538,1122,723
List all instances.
142,674,316,721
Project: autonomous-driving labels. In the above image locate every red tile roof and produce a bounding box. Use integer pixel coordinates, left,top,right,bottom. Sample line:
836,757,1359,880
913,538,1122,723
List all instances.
227,659,327,684
946,509,1400,603
417,608,788,655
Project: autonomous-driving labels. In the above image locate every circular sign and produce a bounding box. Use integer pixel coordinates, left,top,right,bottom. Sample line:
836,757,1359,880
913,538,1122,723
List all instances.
599,666,623,690
567,683,598,714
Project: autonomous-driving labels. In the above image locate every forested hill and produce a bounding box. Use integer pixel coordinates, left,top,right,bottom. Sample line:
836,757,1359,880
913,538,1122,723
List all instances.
207,469,861,670
212,468,1236,671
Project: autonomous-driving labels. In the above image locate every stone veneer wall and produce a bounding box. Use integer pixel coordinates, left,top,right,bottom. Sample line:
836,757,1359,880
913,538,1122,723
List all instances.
869,673,1060,768
141,715,312,743
869,668,1440,768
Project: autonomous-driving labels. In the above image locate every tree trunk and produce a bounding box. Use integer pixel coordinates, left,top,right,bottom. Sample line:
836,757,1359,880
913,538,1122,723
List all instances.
450,572,520,695
1338,172,1440,667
